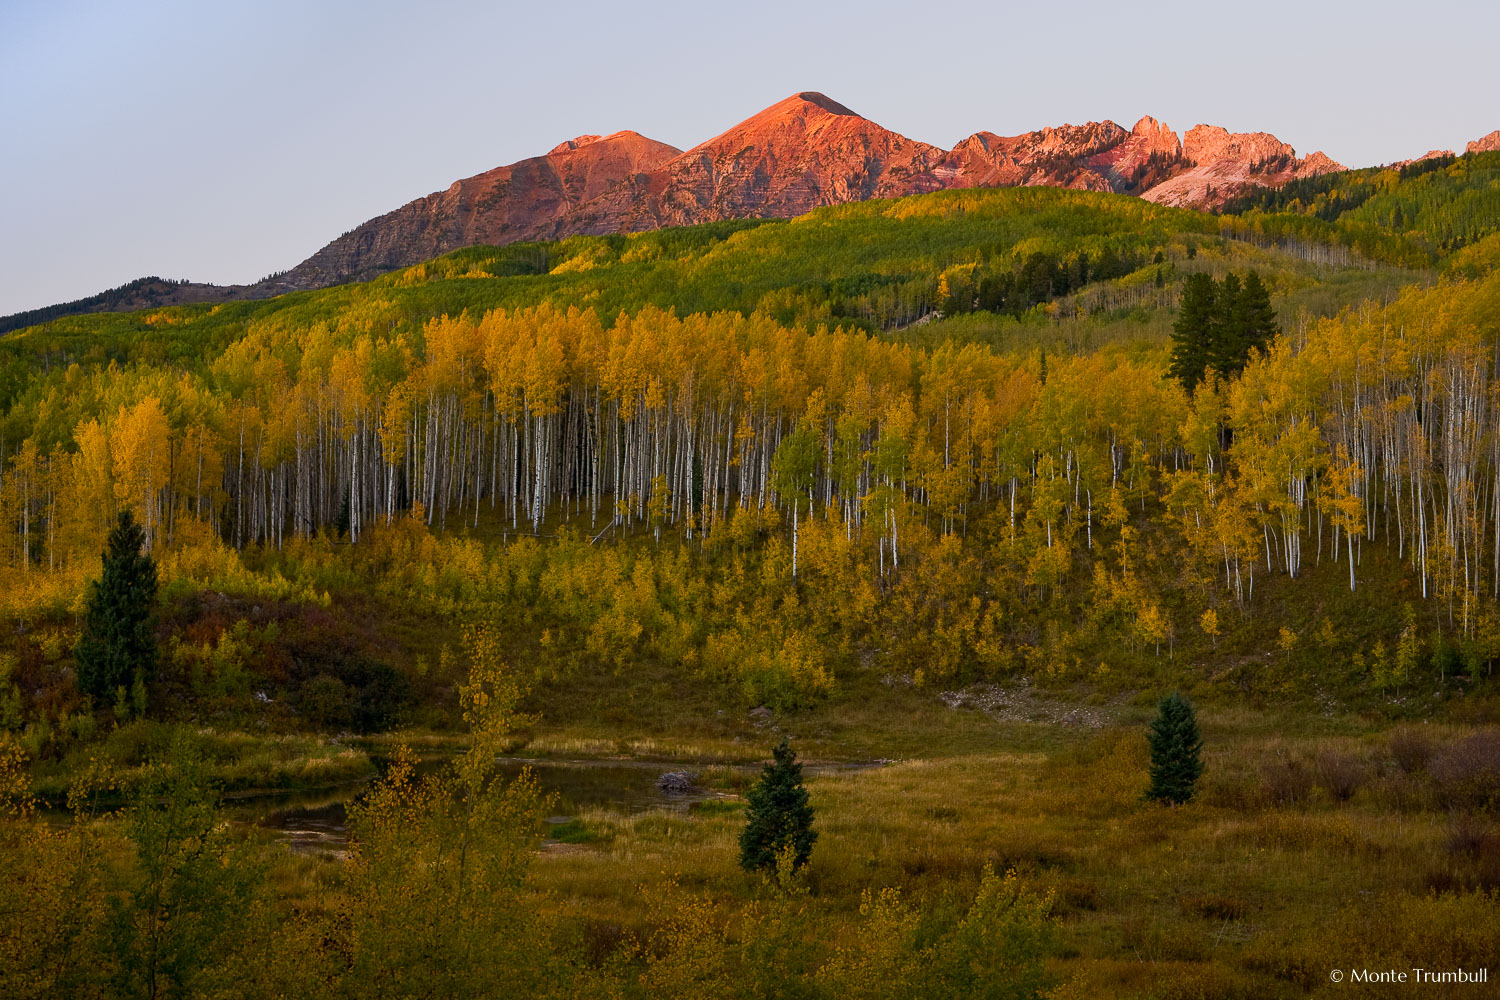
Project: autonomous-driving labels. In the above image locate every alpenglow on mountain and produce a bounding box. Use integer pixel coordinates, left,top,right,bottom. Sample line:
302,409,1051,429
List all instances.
22,88,1469,330
262,92,1342,294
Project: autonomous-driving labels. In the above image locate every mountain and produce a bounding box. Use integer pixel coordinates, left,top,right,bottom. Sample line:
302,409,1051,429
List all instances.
3,92,1374,324
259,93,1340,294
259,130,682,294
538,92,950,236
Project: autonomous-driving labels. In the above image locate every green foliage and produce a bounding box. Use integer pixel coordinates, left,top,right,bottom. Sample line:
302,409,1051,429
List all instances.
335,622,552,997
740,738,817,872
1219,151,1500,265
771,425,820,514
104,739,261,1000
1147,692,1203,804
74,511,159,703
922,866,1059,1000
818,868,1059,1000
1168,270,1276,393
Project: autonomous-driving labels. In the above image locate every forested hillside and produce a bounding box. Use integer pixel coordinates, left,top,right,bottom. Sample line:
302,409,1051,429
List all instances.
1220,149,1500,265
0,172,1495,730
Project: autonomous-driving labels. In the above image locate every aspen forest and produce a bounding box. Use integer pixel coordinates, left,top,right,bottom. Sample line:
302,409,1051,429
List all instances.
4,162,1500,999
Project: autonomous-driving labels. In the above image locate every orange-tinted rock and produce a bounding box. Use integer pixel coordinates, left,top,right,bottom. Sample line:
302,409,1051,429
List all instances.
548,92,949,237
1141,125,1343,208
1467,130,1500,154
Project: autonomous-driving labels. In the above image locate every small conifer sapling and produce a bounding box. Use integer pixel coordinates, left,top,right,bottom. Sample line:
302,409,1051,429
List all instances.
740,737,817,871
1146,692,1203,804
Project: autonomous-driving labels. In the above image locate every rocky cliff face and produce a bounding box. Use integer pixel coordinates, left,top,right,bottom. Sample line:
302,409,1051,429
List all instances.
252,92,1347,294
1139,124,1341,208
1468,130,1500,155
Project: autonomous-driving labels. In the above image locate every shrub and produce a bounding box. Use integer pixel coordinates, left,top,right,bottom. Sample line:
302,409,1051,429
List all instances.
1389,725,1435,774
1429,729,1500,811
1259,754,1313,807
299,674,351,731
1314,749,1369,802
1444,812,1497,858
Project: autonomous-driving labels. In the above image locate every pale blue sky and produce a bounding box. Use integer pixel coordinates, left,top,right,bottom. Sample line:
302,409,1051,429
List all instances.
2,0,1496,315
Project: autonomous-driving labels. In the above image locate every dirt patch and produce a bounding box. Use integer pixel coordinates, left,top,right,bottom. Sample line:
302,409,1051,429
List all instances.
938,681,1114,728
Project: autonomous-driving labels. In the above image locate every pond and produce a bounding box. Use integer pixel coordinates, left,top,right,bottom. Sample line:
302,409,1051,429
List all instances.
231,757,744,856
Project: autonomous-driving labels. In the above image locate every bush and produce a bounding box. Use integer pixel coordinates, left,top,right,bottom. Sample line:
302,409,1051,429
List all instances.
1259,754,1312,807
1445,812,1498,858
1314,749,1369,802
1389,725,1435,774
299,674,351,731
1429,729,1500,811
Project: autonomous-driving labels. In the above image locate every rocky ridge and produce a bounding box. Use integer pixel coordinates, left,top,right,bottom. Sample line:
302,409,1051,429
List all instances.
261,93,1346,293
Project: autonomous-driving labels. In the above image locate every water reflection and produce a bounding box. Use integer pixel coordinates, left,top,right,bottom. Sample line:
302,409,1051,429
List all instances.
241,757,731,856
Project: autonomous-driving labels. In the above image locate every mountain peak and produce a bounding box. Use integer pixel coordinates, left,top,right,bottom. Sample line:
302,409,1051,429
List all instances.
547,130,663,156
713,92,866,138
1468,130,1500,155
1130,116,1175,141
791,91,859,116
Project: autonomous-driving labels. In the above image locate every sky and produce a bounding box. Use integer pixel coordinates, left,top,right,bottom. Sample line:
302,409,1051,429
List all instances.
2,0,1497,316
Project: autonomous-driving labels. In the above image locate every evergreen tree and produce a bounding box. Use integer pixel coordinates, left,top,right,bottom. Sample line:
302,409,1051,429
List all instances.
1146,692,1204,804
75,511,159,704
1168,273,1218,393
1207,272,1244,377
740,738,817,872
1237,270,1279,360
1170,271,1280,393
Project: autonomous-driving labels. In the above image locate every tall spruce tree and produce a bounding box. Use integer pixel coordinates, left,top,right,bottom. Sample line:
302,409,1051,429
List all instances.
75,510,159,703
1208,272,1245,377
1170,270,1279,394
1168,273,1218,393
739,738,817,872
1146,692,1203,804
1237,270,1279,360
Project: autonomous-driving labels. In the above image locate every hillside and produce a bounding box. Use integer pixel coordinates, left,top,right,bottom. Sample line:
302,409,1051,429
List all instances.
3,184,1428,399
259,130,684,294
0,182,1477,703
